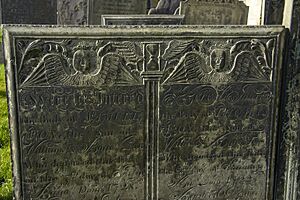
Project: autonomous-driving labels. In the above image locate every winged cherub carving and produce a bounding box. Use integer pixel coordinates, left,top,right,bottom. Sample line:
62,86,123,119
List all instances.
163,39,274,84
20,41,143,88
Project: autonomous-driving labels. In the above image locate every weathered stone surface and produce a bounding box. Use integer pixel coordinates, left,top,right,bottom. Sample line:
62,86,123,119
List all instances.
180,0,249,25
0,0,57,24
57,0,88,25
58,0,148,25
89,0,148,24
148,0,181,14
264,0,285,24
274,0,300,199
3,25,285,200
101,15,184,25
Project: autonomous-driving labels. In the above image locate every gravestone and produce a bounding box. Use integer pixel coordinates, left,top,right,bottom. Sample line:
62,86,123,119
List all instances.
101,15,184,25
57,0,148,25
275,0,300,199
180,0,249,25
3,25,286,199
57,0,88,25
90,0,148,24
264,0,285,24
0,0,57,24
148,0,181,14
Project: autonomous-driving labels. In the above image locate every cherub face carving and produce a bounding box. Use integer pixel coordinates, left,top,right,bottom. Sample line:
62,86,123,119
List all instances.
241,57,251,68
73,49,97,74
210,49,226,72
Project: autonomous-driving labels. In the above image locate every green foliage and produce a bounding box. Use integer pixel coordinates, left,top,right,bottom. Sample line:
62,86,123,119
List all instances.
0,64,12,200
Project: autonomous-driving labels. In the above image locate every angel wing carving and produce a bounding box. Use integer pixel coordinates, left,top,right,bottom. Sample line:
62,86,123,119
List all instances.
108,41,143,73
163,52,211,84
21,51,142,88
163,39,274,84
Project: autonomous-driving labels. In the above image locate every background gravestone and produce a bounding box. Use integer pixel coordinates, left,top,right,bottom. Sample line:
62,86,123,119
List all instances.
0,0,57,65
264,0,285,24
101,15,184,25
58,0,148,25
57,0,88,25
0,0,57,24
3,25,286,200
274,0,300,199
89,0,148,24
0,0,57,63
180,0,249,25
148,0,181,14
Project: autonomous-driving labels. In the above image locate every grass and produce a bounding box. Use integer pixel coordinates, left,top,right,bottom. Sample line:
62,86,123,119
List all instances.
0,64,12,200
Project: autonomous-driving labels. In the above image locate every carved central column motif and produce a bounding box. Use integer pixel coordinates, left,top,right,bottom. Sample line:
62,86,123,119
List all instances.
4,26,286,200
141,42,163,200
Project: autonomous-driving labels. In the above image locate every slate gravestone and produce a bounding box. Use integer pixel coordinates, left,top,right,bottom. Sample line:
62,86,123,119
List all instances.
275,0,300,199
101,15,184,25
89,0,148,24
264,0,285,24
148,0,181,14
0,0,57,24
4,25,286,199
180,0,249,25
57,0,88,25
58,0,148,25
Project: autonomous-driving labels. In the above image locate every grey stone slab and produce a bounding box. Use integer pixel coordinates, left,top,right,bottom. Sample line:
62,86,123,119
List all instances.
0,0,57,24
57,0,88,25
274,0,300,199
101,15,184,25
264,0,285,24
148,0,181,14
179,0,249,25
89,0,148,25
57,0,148,25
3,25,285,200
